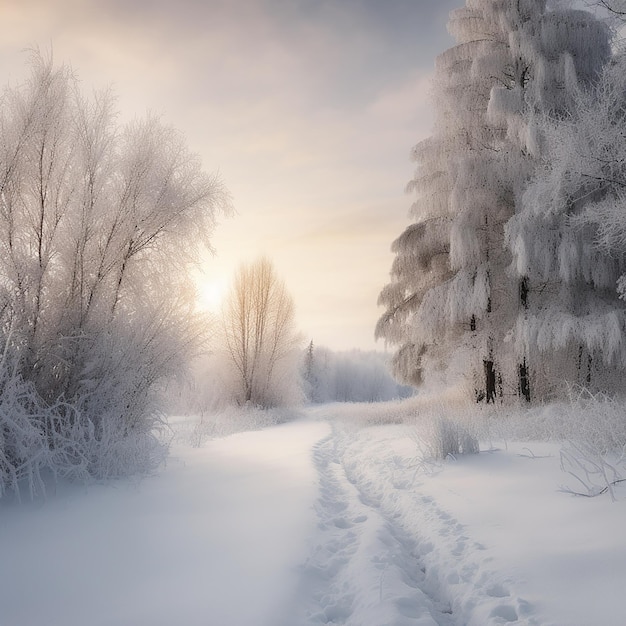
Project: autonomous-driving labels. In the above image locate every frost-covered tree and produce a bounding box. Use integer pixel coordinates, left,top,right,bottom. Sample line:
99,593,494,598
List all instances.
0,53,230,495
489,4,612,400
378,0,611,402
219,257,302,408
507,52,626,394
568,54,626,268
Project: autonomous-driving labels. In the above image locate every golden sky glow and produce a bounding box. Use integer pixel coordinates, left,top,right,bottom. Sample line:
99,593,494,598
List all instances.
0,0,458,350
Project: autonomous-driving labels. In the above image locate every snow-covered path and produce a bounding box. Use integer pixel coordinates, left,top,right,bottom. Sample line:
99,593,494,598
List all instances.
0,418,330,626
3,405,626,625
288,428,453,626
0,411,456,626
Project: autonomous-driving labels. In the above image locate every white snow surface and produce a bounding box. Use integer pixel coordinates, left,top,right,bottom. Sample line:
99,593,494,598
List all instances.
1,404,626,626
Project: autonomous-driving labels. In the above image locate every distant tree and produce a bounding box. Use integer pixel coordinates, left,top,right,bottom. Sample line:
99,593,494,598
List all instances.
220,258,302,408
302,340,322,403
302,346,412,404
0,52,230,495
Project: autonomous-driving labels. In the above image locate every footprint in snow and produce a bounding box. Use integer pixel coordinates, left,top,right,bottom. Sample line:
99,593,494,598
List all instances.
489,604,518,622
332,517,352,529
486,584,510,598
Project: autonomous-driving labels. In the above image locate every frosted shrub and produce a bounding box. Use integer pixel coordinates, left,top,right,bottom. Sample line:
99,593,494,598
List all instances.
563,388,626,454
559,441,625,501
406,390,480,462
0,339,168,499
0,351,49,499
0,53,229,498
555,388,626,500
423,416,479,461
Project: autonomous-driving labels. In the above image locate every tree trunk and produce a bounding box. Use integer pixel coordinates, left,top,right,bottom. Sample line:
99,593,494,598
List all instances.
518,358,531,403
484,359,496,403
517,277,531,402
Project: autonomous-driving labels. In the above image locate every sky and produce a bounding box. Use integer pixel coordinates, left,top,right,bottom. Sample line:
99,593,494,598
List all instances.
0,0,460,351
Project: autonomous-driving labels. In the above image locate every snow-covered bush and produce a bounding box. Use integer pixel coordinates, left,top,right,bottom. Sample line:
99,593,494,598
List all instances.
559,441,625,501
424,416,480,461
0,345,49,499
0,53,228,497
404,389,480,461
536,388,626,499
0,337,169,499
551,389,626,499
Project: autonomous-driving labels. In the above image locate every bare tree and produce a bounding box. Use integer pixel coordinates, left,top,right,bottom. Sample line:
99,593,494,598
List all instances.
220,258,301,408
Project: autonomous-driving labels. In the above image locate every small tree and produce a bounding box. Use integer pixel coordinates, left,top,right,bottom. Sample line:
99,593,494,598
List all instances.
302,340,320,403
220,258,302,408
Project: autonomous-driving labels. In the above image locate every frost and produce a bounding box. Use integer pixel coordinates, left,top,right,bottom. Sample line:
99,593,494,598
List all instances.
378,0,615,401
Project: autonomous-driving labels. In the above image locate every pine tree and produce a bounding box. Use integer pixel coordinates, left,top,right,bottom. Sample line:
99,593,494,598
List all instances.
303,340,320,403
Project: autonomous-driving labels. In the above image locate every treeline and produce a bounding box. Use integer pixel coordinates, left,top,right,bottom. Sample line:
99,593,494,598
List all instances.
174,339,411,414
302,343,413,404
377,1,626,403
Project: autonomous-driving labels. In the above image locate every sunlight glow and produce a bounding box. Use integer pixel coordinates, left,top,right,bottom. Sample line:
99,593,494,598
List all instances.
196,277,227,312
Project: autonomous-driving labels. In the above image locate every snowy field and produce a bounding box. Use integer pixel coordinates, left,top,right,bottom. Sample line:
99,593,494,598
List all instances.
1,402,626,626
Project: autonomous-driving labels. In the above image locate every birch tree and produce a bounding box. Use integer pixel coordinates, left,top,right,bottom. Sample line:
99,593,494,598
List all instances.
220,258,301,408
0,52,230,493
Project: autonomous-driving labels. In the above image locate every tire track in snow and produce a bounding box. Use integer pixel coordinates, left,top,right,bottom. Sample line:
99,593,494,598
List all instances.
291,430,455,626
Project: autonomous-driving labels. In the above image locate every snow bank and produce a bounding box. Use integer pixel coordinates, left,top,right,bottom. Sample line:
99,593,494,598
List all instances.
3,398,626,625
327,399,626,625
173,405,302,447
0,414,328,626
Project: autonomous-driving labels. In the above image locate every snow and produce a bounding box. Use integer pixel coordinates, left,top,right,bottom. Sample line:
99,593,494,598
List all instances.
333,422,626,625
2,404,626,625
0,417,329,626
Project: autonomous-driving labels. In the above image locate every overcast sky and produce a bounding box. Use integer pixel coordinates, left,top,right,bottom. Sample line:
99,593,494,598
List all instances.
1,0,459,351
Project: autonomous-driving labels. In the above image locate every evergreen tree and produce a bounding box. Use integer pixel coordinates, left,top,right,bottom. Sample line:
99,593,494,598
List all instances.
507,52,626,395
378,0,611,401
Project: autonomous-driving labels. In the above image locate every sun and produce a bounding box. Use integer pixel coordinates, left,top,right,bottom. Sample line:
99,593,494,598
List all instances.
195,276,227,313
